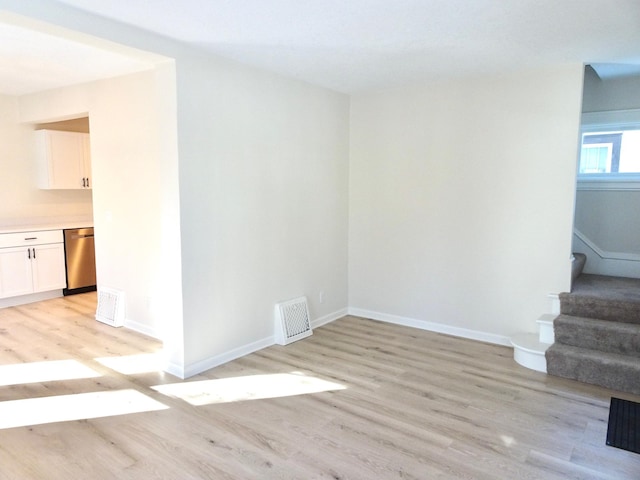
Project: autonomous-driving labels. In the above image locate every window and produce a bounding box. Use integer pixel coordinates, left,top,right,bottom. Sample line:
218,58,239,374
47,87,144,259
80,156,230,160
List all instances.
578,110,640,191
579,142,612,174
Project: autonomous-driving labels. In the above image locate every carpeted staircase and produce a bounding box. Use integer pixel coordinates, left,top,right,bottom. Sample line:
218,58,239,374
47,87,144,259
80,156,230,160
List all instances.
546,271,640,395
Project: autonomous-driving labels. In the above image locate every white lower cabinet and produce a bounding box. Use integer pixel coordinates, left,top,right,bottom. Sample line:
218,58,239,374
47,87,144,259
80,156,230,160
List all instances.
0,247,34,298
31,243,66,292
0,231,66,299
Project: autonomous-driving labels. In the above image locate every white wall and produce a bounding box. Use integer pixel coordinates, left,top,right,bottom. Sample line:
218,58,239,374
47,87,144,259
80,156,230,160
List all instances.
4,2,350,377
4,1,586,373
176,52,350,374
573,189,640,278
0,94,92,225
349,66,584,340
91,67,182,346
575,69,640,278
575,190,640,255
18,67,184,360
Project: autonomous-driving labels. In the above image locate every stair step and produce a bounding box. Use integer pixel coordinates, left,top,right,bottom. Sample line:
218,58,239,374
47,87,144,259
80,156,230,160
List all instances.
554,315,640,357
546,343,640,395
537,314,556,344
510,332,550,373
560,292,640,324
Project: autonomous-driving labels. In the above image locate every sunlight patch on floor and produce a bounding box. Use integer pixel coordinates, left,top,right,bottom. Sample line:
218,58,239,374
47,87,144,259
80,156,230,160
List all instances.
152,372,346,406
95,353,162,375
0,359,101,387
500,434,517,447
0,389,169,429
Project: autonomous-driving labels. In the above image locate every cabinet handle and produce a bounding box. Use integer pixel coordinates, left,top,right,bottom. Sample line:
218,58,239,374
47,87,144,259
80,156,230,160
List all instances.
33,248,36,259
82,177,86,188
24,237,37,241
27,248,31,259
86,177,90,188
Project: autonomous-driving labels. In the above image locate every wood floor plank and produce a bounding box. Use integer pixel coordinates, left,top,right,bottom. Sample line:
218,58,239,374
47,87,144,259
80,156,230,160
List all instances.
0,295,639,479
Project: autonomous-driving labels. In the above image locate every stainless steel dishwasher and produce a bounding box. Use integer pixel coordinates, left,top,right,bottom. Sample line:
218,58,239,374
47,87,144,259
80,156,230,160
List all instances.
63,227,97,295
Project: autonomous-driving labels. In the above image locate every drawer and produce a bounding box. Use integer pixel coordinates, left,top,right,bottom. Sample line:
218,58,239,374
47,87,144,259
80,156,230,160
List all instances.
0,230,63,249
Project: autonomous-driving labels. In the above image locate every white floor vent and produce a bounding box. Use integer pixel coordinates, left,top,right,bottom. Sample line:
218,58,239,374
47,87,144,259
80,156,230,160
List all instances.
275,297,313,345
96,287,125,327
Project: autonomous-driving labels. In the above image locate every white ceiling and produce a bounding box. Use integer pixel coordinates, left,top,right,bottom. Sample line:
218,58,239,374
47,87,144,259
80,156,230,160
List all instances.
0,11,163,95
3,0,640,95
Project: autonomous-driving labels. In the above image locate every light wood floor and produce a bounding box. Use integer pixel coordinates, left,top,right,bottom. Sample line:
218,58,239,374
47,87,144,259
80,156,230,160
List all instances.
0,293,639,479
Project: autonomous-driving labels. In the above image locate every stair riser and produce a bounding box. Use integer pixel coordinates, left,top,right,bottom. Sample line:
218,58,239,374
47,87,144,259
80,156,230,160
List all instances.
538,319,554,344
554,322,640,357
513,347,547,373
559,295,640,325
546,348,640,395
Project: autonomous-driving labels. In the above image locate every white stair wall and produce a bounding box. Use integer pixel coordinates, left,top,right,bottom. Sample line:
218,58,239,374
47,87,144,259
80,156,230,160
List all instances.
510,304,558,373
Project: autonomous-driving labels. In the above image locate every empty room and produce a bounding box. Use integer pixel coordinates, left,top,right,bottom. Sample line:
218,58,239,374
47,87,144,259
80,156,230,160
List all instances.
1,1,639,478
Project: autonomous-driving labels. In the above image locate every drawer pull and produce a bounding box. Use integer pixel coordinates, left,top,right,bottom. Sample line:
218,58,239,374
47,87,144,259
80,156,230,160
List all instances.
24,237,37,241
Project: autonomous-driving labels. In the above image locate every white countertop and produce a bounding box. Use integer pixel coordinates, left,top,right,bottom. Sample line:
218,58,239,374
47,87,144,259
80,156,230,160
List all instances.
0,220,94,235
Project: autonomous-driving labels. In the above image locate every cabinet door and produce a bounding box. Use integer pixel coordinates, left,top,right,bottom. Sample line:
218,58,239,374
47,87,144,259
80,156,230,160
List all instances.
37,130,85,189
82,133,92,189
31,244,67,293
0,247,33,299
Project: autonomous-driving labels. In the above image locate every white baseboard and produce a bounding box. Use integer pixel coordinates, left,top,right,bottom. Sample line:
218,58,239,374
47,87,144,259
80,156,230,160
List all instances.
172,307,348,379
123,318,162,340
348,307,511,347
573,231,640,278
146,306,517,378
162,361,186,379
312,307,348,329
181,335,274,379
574,228,640,262
0,290,63,309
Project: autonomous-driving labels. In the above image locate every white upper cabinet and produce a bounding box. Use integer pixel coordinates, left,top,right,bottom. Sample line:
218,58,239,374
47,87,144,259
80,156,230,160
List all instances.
36,130,92,190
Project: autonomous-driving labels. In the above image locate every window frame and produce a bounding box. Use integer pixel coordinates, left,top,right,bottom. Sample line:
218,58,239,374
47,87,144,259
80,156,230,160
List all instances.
578,109,640,191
